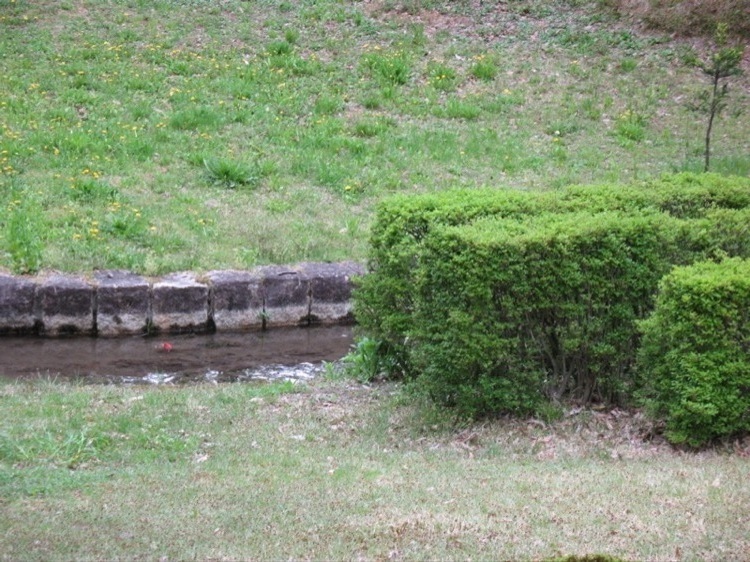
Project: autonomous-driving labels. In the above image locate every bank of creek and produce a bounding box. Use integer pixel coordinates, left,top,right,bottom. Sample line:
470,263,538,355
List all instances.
0,262,362,385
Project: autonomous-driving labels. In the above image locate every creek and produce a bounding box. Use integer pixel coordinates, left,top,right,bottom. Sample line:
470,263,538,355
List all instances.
0,325,353,385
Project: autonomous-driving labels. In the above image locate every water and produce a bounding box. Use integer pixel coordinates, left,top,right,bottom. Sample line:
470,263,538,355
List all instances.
0,326,353,385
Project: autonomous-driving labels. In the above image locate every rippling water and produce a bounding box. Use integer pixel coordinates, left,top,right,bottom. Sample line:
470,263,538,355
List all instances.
0,326,353,385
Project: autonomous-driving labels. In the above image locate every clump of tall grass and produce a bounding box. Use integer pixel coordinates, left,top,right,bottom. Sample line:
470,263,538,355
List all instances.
203,158,261,189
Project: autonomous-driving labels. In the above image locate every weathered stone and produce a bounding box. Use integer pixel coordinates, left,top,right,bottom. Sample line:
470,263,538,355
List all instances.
208,270,264,331
95,270,150,336
260,265,311,328
0,262,366,337
38,274,95,336
302,261,365,325
152,272,210,334
0,274,38,335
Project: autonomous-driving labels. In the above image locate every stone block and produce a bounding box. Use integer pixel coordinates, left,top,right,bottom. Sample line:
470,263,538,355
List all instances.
152,272,210,334
0,261,365,337
260,265,311,328
208,270,264,331
38,274,95,336
0,274,38,335
302,261,365,325
95,270,150,336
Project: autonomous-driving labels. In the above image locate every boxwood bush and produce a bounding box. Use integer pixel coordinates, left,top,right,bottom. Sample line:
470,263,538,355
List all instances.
410,211,685,416
561,172,750,217
354,188,555,376
354,173,750,385
638,258,750,446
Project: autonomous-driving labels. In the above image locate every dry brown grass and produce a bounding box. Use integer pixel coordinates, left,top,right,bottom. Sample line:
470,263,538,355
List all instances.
3,378,749,561
617,0,750,37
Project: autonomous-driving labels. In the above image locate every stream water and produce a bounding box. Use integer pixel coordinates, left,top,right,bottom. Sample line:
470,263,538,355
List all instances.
0,326,354,385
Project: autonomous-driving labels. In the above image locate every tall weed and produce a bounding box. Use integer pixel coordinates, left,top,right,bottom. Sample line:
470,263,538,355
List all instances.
5,192,44,274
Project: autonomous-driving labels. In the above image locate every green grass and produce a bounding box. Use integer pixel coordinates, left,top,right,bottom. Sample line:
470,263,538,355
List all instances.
0,0,748,274
203,157,263,189
1,376,748,560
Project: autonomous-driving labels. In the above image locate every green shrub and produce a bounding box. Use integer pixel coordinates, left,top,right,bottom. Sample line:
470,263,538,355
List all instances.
341,337,401,383
354,173,750,383
638,258,750,446
410,211,682,416
698,207,750,257
561,172,750,217
354,188,555,377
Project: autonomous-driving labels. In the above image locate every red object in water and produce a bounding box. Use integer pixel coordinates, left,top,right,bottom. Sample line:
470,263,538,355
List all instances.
157,342,173,352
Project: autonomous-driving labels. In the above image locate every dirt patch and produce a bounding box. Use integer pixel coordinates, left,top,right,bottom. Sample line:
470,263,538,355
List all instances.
363,0,477,38
616,0,750,38
274,377,750,460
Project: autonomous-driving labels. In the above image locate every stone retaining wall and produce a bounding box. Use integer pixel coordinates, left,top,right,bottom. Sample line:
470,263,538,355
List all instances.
0,262,364,337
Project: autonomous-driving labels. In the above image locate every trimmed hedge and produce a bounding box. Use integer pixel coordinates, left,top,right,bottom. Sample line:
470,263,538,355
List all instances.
354,188,555,375
561,172,750,217
354,173,750,382
638,258,750,446
411,211,684,416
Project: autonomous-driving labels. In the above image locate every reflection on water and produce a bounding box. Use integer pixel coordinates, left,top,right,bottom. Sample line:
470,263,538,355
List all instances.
0,326,353,385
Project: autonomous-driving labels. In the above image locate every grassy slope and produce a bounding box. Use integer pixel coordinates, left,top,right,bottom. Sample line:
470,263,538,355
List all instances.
1,0,748,274
1,377,749,561
2,4,748,559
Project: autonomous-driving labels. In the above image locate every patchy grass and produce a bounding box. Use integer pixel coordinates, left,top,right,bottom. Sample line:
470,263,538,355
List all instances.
1,376,749,561
0,0,747,274
632,0,750,38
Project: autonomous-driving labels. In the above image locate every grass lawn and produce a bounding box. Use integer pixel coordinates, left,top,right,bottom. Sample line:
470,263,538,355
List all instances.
2,2,749,559
1,376,749,561
1,0,748,274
